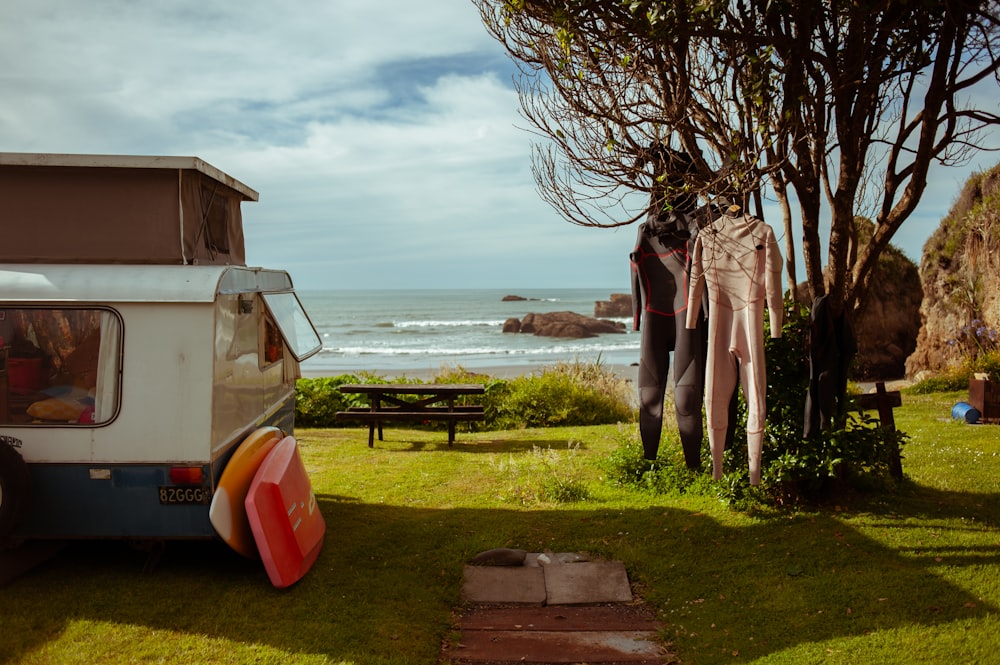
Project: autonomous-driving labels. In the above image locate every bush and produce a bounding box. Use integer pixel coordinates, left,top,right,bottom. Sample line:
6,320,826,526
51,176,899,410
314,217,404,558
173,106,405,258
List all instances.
908,366,973,394
602,303,907,508
909,348,1000,394
487,360,634,429
294,375,363,427
728,304,905,504
293,360,635,430
600,425,712,497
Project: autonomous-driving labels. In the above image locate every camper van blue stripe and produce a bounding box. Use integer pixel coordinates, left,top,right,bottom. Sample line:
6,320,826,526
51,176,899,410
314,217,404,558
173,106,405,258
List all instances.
16,464,216,540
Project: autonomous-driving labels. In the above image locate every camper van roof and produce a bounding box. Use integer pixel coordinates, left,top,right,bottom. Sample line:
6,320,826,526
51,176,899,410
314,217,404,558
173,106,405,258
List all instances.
0,264,293,303
0,152,259,201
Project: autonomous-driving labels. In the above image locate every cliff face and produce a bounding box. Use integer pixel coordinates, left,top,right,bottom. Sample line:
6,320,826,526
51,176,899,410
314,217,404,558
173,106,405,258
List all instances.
794,220,922,380
852,241,922,379
906,163,1000,375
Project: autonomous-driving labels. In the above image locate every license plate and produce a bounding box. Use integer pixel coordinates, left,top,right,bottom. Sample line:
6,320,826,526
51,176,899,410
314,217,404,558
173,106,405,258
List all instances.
159,485,213,505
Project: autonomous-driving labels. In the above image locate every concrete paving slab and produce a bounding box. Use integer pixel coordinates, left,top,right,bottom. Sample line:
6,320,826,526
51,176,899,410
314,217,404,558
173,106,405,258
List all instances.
453,629,667,663
450,555,674,664
543,560,633,605
461,564,546,604
458,605,661,631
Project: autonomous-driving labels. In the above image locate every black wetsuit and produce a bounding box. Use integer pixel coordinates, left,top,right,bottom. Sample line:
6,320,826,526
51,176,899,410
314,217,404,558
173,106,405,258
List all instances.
630,212,707,467
803,294,857,437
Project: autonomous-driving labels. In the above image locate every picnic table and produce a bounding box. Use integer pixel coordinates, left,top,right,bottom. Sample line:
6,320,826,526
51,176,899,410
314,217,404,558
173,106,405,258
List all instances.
335,383,486,447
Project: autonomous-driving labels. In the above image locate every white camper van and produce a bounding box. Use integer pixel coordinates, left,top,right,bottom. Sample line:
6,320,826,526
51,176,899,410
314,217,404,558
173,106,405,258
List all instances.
0,153,321,544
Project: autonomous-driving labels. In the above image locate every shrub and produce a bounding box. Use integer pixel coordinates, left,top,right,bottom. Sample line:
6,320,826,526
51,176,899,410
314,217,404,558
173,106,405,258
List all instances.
973,349,1000,382
603,303,907,508
295,375,359,427
727,304,905,504
600,425,713,497
908,365,973,394
909,321,1000,393
294,372,391,427
293,360,635,430
487,360,634,429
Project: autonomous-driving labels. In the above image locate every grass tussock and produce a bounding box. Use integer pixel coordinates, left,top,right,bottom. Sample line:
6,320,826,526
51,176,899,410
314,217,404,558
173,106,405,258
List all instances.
489,441,592,505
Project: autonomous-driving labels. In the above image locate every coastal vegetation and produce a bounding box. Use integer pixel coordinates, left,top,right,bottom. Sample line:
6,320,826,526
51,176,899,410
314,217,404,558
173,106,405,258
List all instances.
297,307,911,509
294,358,635,431
1,387,997,664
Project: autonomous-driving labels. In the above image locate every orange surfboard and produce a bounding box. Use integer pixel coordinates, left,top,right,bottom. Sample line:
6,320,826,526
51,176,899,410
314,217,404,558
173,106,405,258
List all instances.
209,426,283,558
246,436,326,588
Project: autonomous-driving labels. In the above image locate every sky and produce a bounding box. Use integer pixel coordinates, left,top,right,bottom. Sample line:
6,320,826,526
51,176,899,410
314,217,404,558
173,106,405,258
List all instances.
2,1,998,292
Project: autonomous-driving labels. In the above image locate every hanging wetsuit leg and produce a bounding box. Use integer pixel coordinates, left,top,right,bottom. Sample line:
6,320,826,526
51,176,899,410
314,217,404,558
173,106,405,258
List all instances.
672,312,706,469
637,311,673,460
704,307,741,481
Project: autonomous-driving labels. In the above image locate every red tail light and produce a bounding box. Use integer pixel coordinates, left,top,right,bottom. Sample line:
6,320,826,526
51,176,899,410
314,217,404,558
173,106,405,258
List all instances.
169,466,204,484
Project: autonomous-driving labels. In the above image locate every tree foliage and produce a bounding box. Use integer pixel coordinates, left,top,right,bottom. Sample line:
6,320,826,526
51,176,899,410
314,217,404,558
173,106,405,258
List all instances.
475,0,1000,313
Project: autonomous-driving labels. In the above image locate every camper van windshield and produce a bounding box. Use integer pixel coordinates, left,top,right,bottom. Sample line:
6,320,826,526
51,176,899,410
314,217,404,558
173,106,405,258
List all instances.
260,293,321,362
1,307,121,426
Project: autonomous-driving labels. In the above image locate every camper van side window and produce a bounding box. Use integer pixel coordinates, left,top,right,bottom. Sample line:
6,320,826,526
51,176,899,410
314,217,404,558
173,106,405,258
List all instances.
0,308,121,426
260,292,322,362
263,316,283,366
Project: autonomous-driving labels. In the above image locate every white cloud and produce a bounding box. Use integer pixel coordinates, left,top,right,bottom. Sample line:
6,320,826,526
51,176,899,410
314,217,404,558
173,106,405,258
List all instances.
1,0,997,290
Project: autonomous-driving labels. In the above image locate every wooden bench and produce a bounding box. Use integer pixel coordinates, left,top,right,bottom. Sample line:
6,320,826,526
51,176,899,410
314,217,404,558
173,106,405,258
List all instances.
848,381,903,480
335,383,486,447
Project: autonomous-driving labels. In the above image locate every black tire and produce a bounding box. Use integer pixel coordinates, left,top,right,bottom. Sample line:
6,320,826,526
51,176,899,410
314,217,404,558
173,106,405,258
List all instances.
0,441,32,543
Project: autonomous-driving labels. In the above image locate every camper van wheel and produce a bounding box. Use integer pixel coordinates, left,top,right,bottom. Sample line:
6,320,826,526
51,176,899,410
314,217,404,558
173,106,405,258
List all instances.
0,442,32,544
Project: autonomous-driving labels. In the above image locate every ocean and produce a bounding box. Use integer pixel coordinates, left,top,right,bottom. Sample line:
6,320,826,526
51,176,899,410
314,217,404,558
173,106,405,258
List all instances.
296,288,639,377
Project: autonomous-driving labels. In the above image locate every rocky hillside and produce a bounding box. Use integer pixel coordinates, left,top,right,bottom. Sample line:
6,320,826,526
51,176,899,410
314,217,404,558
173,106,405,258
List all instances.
794,220,922,380
906,162,1000,375
852,224,923,379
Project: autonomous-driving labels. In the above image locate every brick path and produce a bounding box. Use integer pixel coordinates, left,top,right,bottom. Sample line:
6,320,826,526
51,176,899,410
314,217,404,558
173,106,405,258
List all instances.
443,552,677,664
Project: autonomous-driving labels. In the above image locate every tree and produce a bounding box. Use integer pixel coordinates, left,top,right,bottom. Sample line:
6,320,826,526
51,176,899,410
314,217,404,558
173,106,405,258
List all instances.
474,0,1000,314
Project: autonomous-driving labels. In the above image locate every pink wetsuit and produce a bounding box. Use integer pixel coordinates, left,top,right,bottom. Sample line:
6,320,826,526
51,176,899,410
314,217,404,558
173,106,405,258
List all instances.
685,210,783,484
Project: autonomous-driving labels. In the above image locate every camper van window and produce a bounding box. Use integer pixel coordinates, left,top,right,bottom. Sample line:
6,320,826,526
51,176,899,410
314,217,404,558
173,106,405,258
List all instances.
263,316,283,366
1,308,121,426
260,293,322,362
201,184,230,255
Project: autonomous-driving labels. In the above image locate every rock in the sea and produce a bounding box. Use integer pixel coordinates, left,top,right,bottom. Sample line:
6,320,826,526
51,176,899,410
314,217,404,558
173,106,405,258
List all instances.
594,293,632,318
502,294,528,302
502,317,521,333
502,311,626,339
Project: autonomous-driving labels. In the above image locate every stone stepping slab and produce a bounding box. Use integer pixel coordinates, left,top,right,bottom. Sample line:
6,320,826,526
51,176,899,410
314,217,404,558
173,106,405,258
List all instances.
460,559,633,605
447,553,676,664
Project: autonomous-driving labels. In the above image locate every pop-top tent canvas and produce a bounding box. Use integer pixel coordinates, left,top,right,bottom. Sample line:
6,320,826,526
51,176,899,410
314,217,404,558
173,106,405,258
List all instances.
0,153,257,266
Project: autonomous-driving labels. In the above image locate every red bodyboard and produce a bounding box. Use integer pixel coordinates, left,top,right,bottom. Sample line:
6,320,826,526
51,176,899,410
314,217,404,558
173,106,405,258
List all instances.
245,436,326,588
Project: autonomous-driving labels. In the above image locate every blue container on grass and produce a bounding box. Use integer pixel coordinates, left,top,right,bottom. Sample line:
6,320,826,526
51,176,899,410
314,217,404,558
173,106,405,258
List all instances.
952,402,981,424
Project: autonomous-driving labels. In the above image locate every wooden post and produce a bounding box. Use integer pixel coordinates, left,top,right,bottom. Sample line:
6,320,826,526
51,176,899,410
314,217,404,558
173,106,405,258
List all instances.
849,382,903,481
875,382,903,481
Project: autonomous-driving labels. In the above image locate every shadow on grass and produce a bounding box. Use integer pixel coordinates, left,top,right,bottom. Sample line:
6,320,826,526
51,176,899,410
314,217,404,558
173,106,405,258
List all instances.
1,491,997,664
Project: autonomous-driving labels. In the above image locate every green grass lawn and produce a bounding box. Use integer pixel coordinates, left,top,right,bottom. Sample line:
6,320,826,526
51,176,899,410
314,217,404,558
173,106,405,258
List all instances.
1,390,998,664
